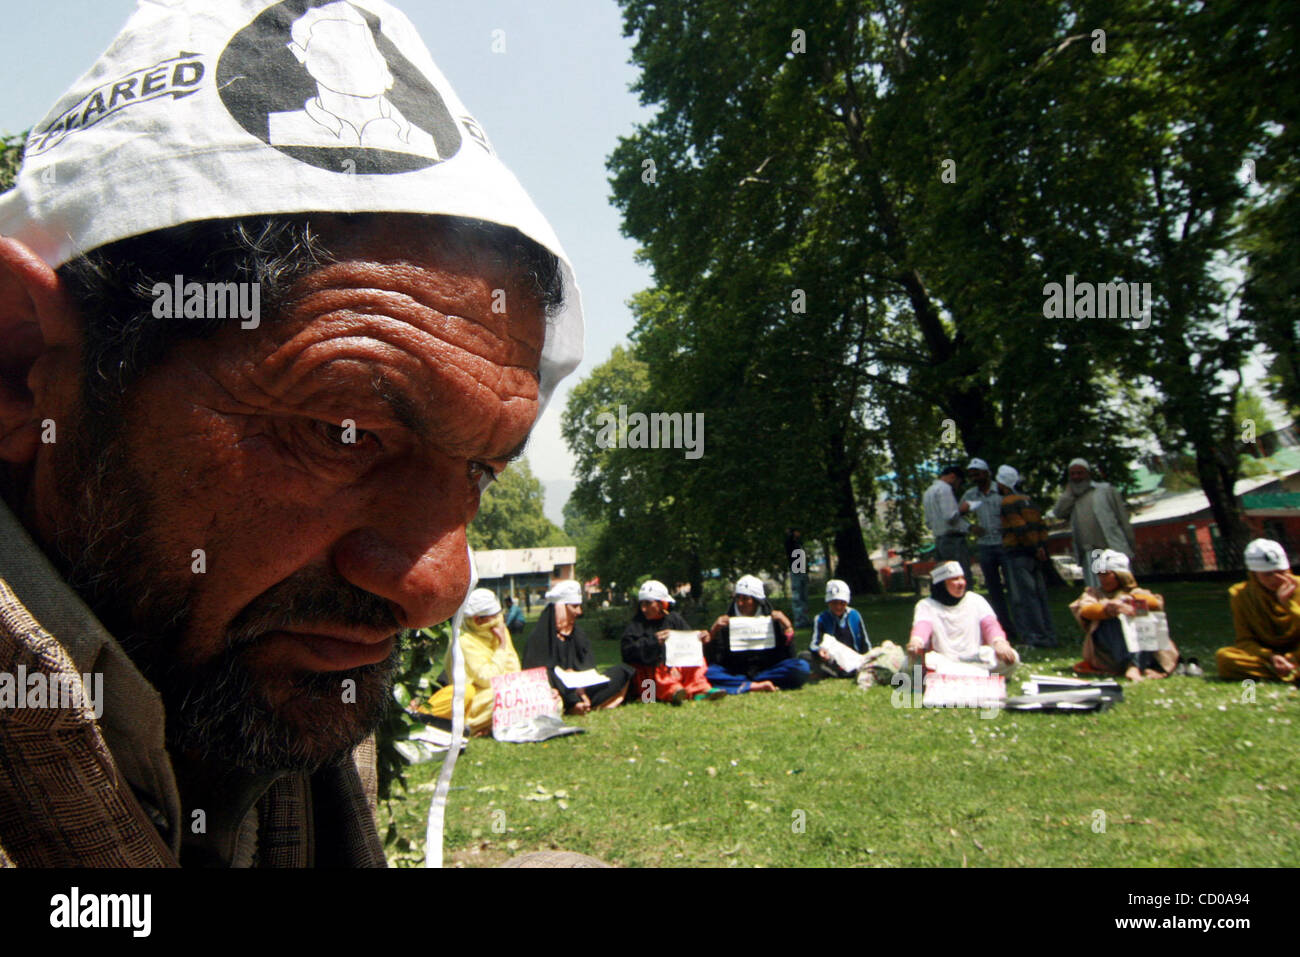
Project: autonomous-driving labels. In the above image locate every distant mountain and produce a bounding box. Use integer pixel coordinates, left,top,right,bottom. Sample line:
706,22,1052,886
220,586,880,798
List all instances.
542,479,576,528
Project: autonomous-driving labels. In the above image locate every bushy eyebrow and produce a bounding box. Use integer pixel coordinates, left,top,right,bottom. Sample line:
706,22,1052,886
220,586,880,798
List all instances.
368,371,530,463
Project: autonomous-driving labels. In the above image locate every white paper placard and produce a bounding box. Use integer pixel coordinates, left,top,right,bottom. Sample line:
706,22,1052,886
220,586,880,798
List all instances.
729,616,775,651
818,633,865,673
553,666,610,690
923,673,1006,708
664,630,705,668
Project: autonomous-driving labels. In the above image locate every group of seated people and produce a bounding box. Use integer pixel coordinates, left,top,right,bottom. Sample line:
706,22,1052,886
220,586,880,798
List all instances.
424,536,1299,731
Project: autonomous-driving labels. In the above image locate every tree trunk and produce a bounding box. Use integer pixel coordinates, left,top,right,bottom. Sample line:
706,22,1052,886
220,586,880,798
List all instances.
826,430,879,594
687,546,704,612
1193,441,1251,570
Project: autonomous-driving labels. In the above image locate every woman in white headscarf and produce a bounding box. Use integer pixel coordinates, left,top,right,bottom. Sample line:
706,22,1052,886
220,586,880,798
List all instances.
1216,538,1299,683
524,579,633,713
906,561,1020,675
704,575,809,693
1068,549,1177,681
423,587,554,735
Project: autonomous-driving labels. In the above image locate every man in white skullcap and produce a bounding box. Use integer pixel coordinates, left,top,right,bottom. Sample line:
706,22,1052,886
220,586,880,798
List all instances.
960,457,1014,638
0,0,581,866
1217,539,1300,682
1051,458,1136,588
907,561,1019,676
995,464,1059,648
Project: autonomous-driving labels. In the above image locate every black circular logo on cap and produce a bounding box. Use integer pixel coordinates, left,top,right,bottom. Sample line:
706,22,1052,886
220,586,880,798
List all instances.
217,0,461,174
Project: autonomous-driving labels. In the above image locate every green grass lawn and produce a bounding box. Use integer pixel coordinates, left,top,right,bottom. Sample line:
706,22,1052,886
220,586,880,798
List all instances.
380,581,1298,867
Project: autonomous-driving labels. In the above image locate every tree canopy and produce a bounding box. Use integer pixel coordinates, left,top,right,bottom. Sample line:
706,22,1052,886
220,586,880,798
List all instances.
561,0,1296,588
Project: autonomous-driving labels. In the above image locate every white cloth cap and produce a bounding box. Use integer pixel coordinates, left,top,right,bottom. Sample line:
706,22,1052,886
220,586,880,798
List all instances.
995,465,1020,489
637,580,674,604
931,561,964,584
544,579,583,605
825,579,851,602
733,575,766,600
1092,549,1131,574
966,458,989,472
1245,538,1290,572
462,587,500,618
1068,457,1091,471
0,0,582,424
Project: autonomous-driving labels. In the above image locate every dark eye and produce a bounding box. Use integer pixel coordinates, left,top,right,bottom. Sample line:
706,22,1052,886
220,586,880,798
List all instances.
312,419,379,451
468,461,497,485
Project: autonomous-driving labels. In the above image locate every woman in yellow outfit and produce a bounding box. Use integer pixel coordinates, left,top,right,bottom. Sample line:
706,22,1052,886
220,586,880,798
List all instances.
428,588,524,736
1217,538,1300,683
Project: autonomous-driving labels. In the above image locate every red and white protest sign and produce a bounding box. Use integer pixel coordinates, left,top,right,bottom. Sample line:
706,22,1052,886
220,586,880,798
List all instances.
491,667,558,736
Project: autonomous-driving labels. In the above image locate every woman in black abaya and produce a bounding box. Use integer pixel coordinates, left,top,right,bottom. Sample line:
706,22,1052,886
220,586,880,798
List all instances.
523,580,633,714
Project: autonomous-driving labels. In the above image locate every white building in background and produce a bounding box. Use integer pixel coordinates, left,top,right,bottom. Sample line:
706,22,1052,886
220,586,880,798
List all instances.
473,546,576,601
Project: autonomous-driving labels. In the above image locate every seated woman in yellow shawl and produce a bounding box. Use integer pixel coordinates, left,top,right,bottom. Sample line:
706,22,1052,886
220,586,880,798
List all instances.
424,588,559,735
1217,538,1299,683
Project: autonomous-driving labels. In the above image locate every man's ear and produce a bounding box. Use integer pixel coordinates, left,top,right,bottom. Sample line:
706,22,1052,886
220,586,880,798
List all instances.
0,237,82,464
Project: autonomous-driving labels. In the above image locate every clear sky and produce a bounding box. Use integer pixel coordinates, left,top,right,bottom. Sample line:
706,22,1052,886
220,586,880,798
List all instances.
0,0,654,523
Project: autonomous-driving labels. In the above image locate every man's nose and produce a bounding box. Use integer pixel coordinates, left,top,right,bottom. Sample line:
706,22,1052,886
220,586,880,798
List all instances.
330,464,476,630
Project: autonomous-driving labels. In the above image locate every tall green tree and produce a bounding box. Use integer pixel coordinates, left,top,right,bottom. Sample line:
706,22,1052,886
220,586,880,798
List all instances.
609,0,1289,567
1,131,24,191
467,457,570,551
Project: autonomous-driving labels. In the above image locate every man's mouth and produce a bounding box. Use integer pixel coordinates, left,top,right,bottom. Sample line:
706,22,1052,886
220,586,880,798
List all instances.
265,628,397,671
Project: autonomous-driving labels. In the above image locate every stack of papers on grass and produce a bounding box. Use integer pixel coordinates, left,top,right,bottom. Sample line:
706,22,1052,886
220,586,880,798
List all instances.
1021,674,1123,701
1004,688,1115,712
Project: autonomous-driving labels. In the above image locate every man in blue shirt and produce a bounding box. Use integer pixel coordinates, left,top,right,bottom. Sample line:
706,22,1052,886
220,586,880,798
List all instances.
504,595,526,636
801,579,871,680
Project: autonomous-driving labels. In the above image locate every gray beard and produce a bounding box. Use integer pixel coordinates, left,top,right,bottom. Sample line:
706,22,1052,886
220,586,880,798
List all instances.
48,403,400,774
1069,479,1093,496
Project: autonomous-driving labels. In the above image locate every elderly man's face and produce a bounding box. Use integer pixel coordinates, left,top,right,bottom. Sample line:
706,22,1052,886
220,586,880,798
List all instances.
24,218,546,770
1068,465,1090,483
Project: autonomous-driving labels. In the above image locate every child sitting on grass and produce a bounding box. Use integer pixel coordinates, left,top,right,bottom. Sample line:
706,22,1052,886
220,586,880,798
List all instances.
800,579,871,680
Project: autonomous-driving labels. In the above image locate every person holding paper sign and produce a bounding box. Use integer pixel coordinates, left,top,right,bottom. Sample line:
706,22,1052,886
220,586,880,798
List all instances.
621,580,723,705
427,589,558,736
705,575,810,693
800,579,871,679
523,579,633,714
1068,550,1177,681
1216,539,1300,683
906,562,1019,676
